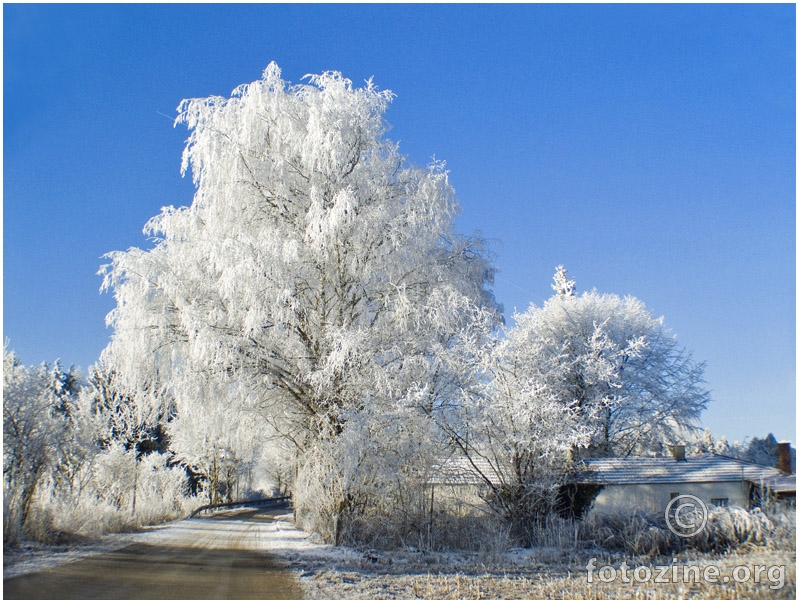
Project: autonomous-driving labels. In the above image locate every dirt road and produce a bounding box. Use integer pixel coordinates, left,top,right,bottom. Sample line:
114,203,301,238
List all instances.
3,507,303,599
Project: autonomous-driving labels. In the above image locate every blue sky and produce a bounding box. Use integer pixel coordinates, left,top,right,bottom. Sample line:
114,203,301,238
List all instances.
4,4,795,444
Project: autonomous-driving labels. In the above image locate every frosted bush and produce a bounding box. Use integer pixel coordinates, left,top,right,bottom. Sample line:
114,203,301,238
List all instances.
575,505,789,555
690,505,775,552
92,442,136,511
132,452,190,525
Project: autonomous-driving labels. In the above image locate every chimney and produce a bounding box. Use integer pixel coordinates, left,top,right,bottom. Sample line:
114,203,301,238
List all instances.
777,442,792,474
671,444,686,462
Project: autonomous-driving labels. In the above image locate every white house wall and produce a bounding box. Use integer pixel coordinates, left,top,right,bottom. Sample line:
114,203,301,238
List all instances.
589,481,749,515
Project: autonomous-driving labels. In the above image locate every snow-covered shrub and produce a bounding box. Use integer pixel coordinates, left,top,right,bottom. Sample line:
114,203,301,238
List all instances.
92,442,136,511
91,444,190,529
131,452,190,525
430,511,510,553
29,452,193,541
575,505,789,555
52,495,132,538
689,505,775,552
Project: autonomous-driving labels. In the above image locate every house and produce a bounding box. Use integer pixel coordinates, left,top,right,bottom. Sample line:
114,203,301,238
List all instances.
426,443,795,519
565,444,796,517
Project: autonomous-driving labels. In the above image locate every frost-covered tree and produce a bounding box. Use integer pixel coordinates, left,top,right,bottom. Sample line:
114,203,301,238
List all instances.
41,362,100,501
47,360,82,419
3,348,56,543
447,268,710,543
462,334,591,543
503,267,709,457
87,363,172,515
4,346,194,544
741,433,781,466
88,363,166,451
167,373,267,505
724,433,795,470
690,427,717,455
100,63,500,540
48,388,102,502
691,429,795,472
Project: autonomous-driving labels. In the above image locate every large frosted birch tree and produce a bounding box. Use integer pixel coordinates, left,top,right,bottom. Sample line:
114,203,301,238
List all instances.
100,63,500,541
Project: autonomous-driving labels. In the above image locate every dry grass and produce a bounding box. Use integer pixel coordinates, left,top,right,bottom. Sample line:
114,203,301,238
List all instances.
518,504,795,557
294,548,795,599
289,503,796,598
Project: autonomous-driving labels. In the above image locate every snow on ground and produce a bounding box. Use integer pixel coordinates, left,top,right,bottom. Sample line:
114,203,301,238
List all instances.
130,508,360,561
253,512,361,561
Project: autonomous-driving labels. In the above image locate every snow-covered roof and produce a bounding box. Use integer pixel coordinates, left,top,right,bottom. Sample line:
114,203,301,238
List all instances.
429,456,501,486
427,454,796,492
573,454,791,488
760,474,796,494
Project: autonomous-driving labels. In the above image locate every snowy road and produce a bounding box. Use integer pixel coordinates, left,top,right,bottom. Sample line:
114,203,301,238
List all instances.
3,507,303,599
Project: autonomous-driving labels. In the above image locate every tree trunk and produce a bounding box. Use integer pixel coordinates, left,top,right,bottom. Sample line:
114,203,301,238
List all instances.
131,454,138,516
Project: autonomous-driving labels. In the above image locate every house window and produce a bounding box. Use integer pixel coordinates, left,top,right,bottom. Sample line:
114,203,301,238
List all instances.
710,498,729,507
669,492,680,500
